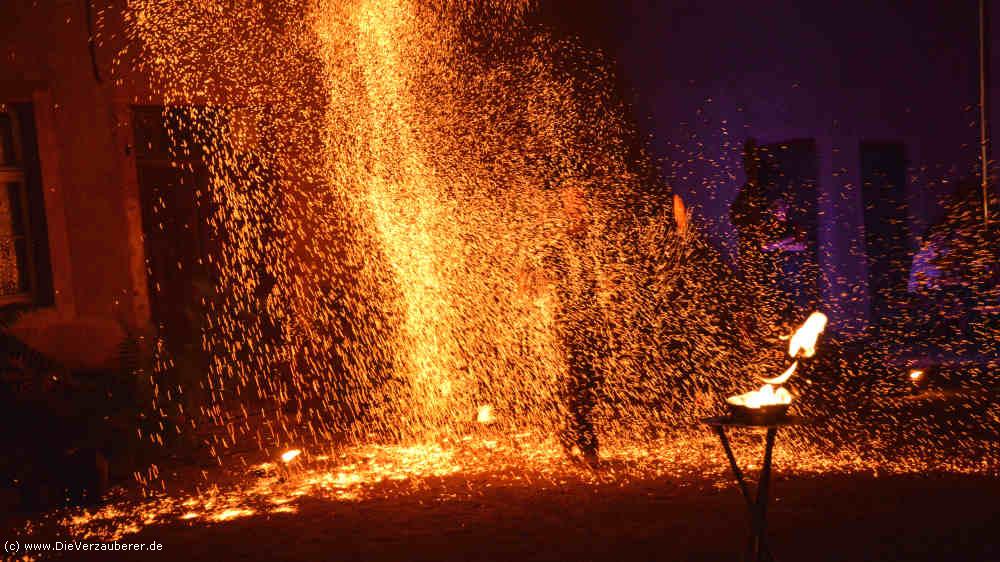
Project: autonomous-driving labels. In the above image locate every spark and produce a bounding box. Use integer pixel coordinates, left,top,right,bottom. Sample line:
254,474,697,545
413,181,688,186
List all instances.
477,405,495,424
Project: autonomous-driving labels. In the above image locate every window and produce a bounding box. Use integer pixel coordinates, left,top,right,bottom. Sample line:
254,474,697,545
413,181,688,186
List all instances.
133,106,216,349
0,102,52,306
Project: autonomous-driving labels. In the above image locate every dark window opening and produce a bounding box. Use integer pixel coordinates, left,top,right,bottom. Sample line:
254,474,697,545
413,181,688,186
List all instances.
0,102,54,307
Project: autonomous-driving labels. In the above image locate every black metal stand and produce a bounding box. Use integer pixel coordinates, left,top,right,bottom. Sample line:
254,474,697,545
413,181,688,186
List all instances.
702,416,806,562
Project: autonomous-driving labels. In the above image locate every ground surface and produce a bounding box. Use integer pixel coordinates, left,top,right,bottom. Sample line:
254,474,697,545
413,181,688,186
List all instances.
5,442,998,562
111,474,998,562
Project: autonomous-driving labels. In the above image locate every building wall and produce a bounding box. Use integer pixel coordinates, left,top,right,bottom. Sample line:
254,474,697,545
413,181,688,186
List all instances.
1,0,150,345
606,0,994,334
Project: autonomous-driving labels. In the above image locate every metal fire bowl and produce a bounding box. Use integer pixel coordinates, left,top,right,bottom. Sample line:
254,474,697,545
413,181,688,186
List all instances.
726,403,791,425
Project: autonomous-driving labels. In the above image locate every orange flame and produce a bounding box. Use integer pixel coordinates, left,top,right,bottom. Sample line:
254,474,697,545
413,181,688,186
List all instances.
761,312,828,386
281,449,302,464
673,194,688,235
785,312,828,359
731,312,829,409
726,384,792,409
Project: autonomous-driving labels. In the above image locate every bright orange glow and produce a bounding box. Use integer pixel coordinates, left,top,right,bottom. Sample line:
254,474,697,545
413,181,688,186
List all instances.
727,384,792,409
785,312,828,359
477,405,495,424
55,431,992,545
733,312,828,408
909,369,924,381
212,508,255,522
281,449,302,464
673,194,688,235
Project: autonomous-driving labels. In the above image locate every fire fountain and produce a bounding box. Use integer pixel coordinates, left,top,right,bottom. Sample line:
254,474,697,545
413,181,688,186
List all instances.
14,0,992,550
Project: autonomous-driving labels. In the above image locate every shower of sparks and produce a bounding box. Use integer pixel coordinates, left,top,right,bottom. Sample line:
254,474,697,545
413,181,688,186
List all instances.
118,0,749,458
34,0,989,544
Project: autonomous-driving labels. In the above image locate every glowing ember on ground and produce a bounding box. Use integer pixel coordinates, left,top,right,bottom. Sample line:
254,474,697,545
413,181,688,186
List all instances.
43,431,991,546
282,449,303,464
212,508,256,522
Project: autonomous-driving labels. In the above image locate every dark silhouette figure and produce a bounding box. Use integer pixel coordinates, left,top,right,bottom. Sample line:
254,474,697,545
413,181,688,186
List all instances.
731,139,820,328
552,186,605,466
731,139,767,276
521,186,605,466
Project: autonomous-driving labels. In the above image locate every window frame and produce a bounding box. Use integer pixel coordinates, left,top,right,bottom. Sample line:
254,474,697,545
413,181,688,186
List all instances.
0,104,37,306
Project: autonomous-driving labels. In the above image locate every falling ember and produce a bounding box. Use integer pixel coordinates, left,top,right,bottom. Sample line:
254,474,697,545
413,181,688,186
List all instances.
477,405,495,424
281,449,303,464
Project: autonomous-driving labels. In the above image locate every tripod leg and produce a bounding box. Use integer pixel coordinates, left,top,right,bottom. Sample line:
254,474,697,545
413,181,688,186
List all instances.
715,426,753,506
754,428,778,561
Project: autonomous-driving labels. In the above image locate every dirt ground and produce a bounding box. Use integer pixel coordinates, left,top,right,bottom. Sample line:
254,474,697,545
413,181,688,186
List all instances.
18,469,996,562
